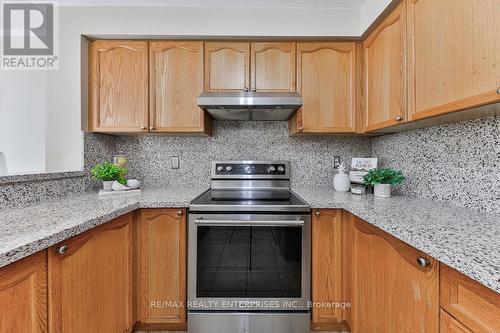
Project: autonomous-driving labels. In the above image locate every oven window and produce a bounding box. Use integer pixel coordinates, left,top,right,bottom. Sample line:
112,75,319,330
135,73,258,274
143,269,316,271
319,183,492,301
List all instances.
197,226,302,298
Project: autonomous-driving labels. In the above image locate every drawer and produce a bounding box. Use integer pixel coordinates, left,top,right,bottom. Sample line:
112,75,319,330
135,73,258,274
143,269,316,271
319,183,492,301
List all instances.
440,309,471,333
440,264,500,333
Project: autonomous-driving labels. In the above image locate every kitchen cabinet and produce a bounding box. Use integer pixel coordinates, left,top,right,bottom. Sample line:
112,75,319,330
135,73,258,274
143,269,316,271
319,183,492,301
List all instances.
205,42,250,91
363,1,407,132
440,264,500,332
0,251,47,333
89,40,149,133
347,214,439,332
251,42,296,92
290,42,357,135
440,310,472,333
136,209,187,330
150,41,211,134
311,209,348,331
48,213,133,333
407,0,500,121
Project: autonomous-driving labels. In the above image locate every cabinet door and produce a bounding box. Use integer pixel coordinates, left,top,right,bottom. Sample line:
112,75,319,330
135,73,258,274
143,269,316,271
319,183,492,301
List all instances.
311,209,347,331
364,1,407,132
89,41,149,133
48,214,133,333
150,41,210,134
407,0,500,121
440,310,472,333
251,42,296,92
0,252,47,333
291,43,356,134
350,216,439,332
205,42,250,91
137,209,186,329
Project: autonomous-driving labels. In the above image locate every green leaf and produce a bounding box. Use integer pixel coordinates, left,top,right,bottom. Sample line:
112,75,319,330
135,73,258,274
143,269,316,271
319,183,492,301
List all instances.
362,168,405,186
91,162,128,182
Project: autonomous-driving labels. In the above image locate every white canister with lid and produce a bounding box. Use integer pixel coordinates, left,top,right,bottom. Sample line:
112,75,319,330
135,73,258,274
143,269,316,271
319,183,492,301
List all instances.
333,163,351,192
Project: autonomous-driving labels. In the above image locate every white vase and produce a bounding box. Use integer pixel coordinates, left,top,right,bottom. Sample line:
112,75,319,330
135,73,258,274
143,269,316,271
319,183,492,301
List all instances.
102,181,114,192
333,163,351,192
374,184,391,198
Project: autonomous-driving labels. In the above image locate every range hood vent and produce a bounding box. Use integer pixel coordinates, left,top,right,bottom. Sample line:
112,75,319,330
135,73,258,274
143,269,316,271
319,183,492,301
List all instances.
197,91,303,121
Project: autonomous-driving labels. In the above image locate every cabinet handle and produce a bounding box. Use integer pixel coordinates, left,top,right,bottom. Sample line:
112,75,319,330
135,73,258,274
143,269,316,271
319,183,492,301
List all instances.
497,87,500,94
149,126,156,131
395,116,403,122
298,126,304,132
315,210,320,217
177,210,183,217
252,87,257,92
244,87,249,92
58,245,68,255
140,126,146,130
417,257,430,268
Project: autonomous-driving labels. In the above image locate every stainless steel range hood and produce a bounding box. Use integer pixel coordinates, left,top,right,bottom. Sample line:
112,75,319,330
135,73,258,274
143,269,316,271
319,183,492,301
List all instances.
197,91,303,121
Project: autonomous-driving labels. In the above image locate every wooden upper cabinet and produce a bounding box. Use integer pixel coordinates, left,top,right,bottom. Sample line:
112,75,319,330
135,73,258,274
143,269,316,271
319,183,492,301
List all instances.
89,40,149,133
407,0,500,121
0,252,47,333
48,214,133,333
205,42,250,91
251,42,296,92
150,41,210,134
364,1,407,132
349,215,439,332
137,209,186,329
290,43,357,135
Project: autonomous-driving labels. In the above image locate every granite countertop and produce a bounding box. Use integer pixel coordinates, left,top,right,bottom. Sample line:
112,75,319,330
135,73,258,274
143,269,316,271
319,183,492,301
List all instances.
0,185,498,294
292,187,500,293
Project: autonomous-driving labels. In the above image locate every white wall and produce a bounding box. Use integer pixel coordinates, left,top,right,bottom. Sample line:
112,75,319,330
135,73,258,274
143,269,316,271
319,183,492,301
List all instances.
360,0,394,33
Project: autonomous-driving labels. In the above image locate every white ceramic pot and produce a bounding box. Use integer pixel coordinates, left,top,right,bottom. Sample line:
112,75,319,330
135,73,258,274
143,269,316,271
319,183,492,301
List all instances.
333,173,351,192
102,180,114,192
374,183,391,198
126,179,140,189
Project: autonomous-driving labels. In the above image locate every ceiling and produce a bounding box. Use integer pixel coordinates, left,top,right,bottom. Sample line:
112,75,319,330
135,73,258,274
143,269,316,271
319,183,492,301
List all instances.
62,0,369,9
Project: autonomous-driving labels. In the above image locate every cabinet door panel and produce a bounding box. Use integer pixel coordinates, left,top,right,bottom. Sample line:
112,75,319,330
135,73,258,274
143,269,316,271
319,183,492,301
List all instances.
408,0,500,120
292,43,356,134
0,252,47,333
350,216,439,332
150,41,210,134
440,310,472,333
364,2,406,131
89,41,149,133
138,209,186,327
251,42,296,92
205,42,250,91
48,214,133,333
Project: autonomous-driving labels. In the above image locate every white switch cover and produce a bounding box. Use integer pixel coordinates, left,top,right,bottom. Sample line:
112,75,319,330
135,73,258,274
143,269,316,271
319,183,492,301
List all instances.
171,156,179,169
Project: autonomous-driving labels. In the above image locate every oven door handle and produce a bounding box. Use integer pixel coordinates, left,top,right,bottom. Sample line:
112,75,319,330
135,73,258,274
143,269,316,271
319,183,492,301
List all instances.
194,219,304,227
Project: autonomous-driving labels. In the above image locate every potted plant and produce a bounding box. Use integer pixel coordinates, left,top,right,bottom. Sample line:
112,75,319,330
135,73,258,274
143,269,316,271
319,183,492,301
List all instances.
91,162,127,191
363,168,405,198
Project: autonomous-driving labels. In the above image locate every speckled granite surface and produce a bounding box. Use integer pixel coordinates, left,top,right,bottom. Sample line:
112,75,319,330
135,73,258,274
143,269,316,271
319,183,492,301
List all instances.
292,187,500,293
0,187,207,269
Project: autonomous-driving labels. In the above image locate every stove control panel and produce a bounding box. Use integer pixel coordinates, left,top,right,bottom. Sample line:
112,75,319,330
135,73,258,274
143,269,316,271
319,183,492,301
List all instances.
213,161,289,178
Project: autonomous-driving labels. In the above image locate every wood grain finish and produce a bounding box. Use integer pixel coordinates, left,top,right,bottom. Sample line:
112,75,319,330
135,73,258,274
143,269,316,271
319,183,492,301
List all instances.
349,215,439,332
440,309,472,333
150,41,210,134
0,251,47,333
48,214,133,333
251,42,296,92
205,42,250,91
89,41,149,133
137,209,186,327
440,264,500,333
364,1,407,132
407,0,500,121
291,43,357,135
311,209,345,328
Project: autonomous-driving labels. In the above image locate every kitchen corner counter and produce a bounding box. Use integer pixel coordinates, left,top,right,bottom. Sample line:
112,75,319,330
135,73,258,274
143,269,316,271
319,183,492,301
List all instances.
292,186,500,293
0,186,207,269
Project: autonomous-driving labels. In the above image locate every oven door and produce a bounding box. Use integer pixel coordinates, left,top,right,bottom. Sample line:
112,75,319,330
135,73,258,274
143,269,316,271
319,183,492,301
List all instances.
188,213,311,312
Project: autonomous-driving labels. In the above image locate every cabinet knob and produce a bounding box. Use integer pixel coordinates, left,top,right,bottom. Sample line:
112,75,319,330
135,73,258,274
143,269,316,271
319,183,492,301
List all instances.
149,126,156,131
497,87,500,94
252,87,257,92
315,210,320,217
417,257,430,268
177,210,183,217
58,245,68,255
140,126,146,130
244,87,249,92
395,115,403,122
298,126,304,132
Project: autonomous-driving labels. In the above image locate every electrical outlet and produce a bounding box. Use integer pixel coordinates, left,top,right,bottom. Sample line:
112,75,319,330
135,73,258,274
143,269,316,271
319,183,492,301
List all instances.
333,156,341,169
171,156,179,169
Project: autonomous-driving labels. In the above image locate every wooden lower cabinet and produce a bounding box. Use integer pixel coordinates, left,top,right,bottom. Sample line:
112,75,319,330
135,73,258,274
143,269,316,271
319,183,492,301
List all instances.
440,309,472,333
48,213,134,333
345,212,439,332
0,251,47,333
135,208,187,330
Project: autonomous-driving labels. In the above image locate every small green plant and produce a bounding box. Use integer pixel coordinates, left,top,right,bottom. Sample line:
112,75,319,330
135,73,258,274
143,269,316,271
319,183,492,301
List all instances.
363,168,405,186
91,162,127,185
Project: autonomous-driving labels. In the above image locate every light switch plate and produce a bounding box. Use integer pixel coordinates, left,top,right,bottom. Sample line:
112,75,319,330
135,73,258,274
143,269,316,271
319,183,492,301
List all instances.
333,156,341,169
171,156,179,169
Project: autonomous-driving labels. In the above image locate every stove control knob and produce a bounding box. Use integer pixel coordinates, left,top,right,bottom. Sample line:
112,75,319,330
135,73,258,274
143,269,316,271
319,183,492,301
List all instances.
225,166,233,172
267,165,276,173
216,165,223,172
277,165,285,173
244,166,252,174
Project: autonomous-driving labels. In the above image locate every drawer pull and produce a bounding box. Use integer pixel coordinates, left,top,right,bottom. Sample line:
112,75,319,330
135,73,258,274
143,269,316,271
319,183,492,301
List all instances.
58,245,68,255
417,257,430,268
395,115,403,122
